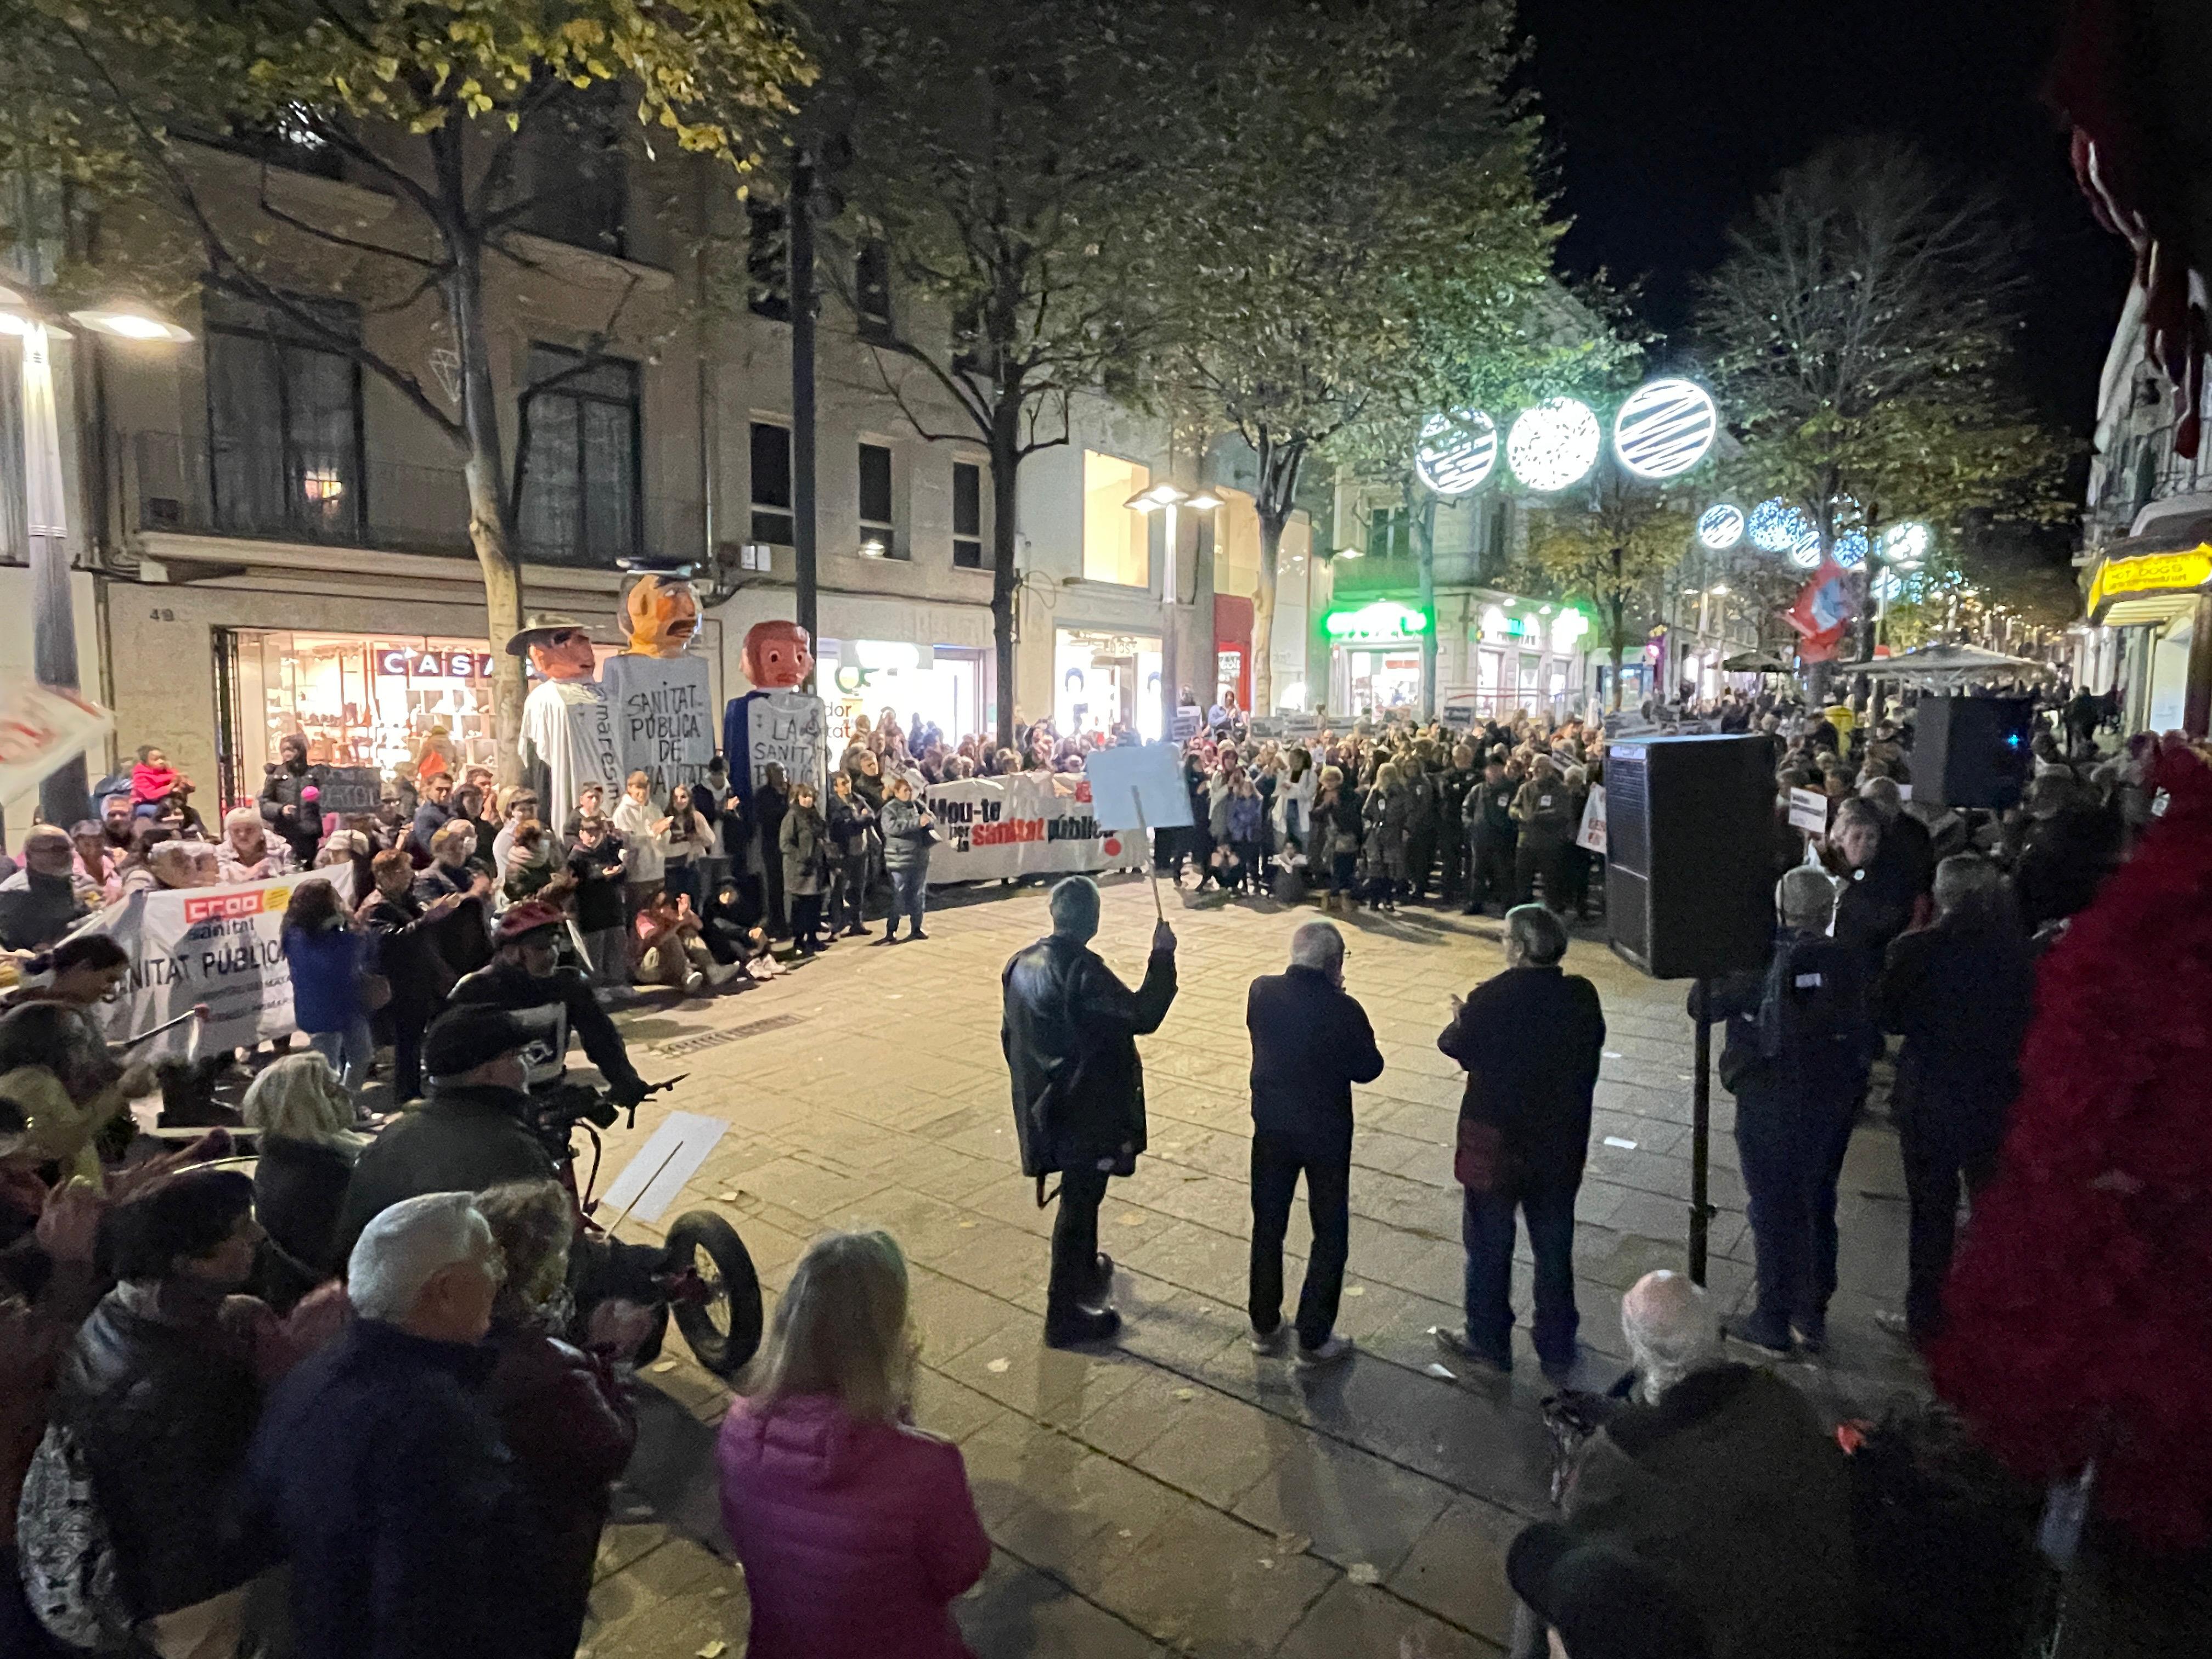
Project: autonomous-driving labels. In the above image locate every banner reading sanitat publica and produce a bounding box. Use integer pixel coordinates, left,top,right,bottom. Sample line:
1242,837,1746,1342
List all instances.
67,867,357,1058
919,774,1146,884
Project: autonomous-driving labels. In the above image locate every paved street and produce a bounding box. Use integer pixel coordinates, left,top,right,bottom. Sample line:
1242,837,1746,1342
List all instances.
575,876,1926,1658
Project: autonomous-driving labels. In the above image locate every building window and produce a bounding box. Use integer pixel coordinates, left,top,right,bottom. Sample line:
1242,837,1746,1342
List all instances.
516,345,641,566
953,461,984,568
746,198,789,321
1082,451,1152,588
855,239,893,339
1367,503,1411,561
749,421,794,545
514,82,627,257
858,441,900,558
204,291,365,543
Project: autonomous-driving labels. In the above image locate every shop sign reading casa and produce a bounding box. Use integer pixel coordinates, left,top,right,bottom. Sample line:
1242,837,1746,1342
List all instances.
376,648,496,680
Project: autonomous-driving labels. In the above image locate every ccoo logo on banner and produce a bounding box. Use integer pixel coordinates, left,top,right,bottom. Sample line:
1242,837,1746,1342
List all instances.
65,867,358,1058
919,774,1148,884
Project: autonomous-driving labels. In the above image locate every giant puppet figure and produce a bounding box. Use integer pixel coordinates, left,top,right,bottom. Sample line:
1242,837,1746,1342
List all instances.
721,619,827,806
599,563,715,800
510,613,621,822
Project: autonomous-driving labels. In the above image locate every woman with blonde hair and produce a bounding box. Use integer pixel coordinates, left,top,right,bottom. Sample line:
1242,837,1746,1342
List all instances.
715,1231,990,1658
242,1051,362,1308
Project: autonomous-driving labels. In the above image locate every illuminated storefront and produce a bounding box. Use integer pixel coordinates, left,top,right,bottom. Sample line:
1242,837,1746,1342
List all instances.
1324,600,1429,717
2083,539,2212,735
821,637,989,749
1054,627,1163,741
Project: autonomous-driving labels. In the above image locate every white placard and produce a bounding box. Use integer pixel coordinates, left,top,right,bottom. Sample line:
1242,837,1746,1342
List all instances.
1576,784,1607,854
1788,787,1831,834
1083,743,1194,832
597,1109,729,1226
0,678,113,803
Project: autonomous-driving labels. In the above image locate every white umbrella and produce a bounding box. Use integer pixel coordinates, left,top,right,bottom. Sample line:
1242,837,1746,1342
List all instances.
1833,642,2056,684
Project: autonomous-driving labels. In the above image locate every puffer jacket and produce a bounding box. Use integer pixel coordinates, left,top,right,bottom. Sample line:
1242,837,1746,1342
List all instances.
715,1393,991,1659
879,797,935,872
1001,932,1176,1177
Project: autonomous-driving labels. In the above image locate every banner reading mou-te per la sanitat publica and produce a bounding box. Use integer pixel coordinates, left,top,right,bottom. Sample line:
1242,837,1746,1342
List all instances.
918,774,1147,884
66,867,358,1058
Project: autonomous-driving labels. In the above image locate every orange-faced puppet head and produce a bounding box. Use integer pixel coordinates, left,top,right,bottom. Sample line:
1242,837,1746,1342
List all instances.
622,573,701,658
505,614,598,682
741,619,814,689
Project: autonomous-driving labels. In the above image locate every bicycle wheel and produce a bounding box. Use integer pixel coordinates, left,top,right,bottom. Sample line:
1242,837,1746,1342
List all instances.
664,1210,763,1378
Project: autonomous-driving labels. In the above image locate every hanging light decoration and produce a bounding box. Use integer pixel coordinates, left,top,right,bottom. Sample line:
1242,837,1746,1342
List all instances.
1414,408,1498,496
1506,397,1601,492
1612,378,1718,479
1833,527,1869,569
1878,521,1931,566
1747,497,1820,566
1696,503,1746,550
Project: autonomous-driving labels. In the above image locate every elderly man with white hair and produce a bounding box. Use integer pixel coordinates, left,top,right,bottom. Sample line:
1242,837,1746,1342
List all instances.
245,1192,533,1659
1244,919,1385,1365
1519,1270,1857,1659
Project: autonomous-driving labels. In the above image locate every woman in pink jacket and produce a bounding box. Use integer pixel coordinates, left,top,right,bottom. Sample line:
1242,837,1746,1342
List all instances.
715,1229,991,1659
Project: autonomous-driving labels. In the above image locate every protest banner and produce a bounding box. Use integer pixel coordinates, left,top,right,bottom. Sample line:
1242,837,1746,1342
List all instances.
1083,744,1192,833
1576,784,1607,855
919,773,1145,883
1788,787,1832,835
0,678,113,803
315,767,383,817
1278,712,1322,738
67,866,357,1058
601,654,715,799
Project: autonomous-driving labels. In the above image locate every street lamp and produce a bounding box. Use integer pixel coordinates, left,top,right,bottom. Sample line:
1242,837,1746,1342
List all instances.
1127,482,1197,737
0,283,191,824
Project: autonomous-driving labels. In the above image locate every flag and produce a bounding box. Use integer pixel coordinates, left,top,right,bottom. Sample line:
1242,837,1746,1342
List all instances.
1787,558,1855,641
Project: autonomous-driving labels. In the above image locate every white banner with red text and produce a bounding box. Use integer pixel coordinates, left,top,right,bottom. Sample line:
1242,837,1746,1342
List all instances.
65,867,357,1058
918,774,1148,884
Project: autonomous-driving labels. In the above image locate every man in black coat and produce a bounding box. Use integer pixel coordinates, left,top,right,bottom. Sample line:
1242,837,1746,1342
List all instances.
1461,758,1518,916
1245,920,1385,1365
1876,855,2034,1344
1434,905,1606,1378
1434,743,1479,904
1830,798,1925,973
1691,866,1872,1356
246,1190,538,1659
1002,876,1176,1346
0,827,88,952
258,732,328,867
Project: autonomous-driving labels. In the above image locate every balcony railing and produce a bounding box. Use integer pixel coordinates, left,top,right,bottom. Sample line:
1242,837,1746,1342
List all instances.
128,429,701,569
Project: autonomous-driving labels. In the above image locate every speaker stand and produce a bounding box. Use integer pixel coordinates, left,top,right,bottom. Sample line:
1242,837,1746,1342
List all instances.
1688,985,1716,1285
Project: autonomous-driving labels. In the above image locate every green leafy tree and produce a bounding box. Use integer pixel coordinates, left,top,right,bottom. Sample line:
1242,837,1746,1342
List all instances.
802,0,1175,748
2,0,806,773
1523,471,1694,711
1695,138,2072,665
1159,0,1566,713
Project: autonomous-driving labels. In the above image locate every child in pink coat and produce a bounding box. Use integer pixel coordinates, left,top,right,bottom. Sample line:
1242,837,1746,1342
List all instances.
715,1231,990,1659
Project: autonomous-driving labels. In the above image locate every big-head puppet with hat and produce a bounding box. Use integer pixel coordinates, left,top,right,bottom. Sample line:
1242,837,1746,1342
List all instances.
509,612,621,826
601,561,714,801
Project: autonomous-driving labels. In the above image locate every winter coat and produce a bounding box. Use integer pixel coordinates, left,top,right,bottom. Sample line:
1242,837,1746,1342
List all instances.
610,795,668,884
1002,933,1176,1177
1273,771,1317,844
259,759,329,864
252,1135,356,1303
714,1393,991,1659
1511,776,1576,845
879,797,936,873
1562,1363,1858,1659
565,837,628,933
1246,965,1384,1152
780,804,829,896
1207,778,1235,840
1438,963,1606,1190
413,863,492,979
1877,910,2034,1157
1226,790,1263,844
333,1082,555,1260
1361,784,1410,878
283,920,368,1035
356,888,455,1012
246,1318,531,1659
1694,929,1873,1111
1465,777,1517,845
1832,839,1924,969
0,869,86,952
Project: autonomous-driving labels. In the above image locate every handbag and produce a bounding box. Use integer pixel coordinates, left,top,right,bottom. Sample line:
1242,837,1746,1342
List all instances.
18,1421,135,1653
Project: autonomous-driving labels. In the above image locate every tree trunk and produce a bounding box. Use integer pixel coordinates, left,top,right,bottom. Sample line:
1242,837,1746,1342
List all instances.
447,246,526,782
1607,548,1627,713
989,406,1022,751
1252,507,1284,717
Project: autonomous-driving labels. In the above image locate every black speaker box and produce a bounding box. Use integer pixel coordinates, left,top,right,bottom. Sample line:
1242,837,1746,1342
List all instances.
1910,696,2033,810
1605,733,1778,980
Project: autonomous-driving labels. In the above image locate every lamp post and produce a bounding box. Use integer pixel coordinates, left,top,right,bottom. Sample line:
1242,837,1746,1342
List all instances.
1128,482,1220,740
2,284,191,825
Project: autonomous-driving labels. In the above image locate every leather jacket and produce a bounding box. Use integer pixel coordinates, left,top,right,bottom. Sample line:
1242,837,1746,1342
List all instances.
1001,934,1175,1178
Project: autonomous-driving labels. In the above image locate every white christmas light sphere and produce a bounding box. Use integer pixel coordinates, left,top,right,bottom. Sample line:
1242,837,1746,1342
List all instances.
1871,568,1905,602
1747,497,1819,565
1878,521,1931,565
1612,378,1718,479
1506,398,1601,492
1414,408,1498,496
1833,527,1869,569
1697,503,1746,550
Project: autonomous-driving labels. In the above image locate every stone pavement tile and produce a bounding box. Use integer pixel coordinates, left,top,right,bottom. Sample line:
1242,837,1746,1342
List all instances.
1275,1579,1503,1659
911,1265,1032,1362
912,1364,1019,1443
1070,1362,1211,1462
957,1551,1166,1659
934,1219,1064,1304
1233,1429,1457,1578
1296,1359,1556,1515
593,1519,676,1581
1391,1494,1536,1648
1091,1502,1338,1658
1132,1386,1307,1509
579,1579,746,1659
943,1314,1149,1423
1120,1218,1259,1306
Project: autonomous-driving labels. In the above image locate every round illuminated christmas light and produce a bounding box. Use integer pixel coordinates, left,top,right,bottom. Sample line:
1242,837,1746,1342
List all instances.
1697,503,1746,550
1612,377,1717,479
1506,398,1601,492
1878,521,1931,566
1871,568,1905,602
1414,408,1498,496
1747,497,1819,563
1833,527,1869,569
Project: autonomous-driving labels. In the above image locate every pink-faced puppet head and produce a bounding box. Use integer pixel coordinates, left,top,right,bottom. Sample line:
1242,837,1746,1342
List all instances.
741,619,814,689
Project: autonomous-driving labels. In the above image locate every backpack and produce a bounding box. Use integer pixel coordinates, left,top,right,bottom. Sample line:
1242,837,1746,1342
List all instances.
18,1419,136,1652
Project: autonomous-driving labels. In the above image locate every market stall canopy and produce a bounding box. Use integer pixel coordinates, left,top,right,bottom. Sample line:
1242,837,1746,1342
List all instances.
1719,650,1793,674
1832,643,2057,683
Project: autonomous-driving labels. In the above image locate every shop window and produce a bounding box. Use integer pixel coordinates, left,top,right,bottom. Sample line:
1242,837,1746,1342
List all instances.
204,291,365,544
953,461,984,568
854,238,893,340
858,441,900,557
1082,452,1152,588
516,345,641,566
746,198,789,321
750,421,794,545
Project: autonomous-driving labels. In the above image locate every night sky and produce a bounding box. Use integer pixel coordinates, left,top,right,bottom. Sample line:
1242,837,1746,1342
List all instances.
1517,0,2132,436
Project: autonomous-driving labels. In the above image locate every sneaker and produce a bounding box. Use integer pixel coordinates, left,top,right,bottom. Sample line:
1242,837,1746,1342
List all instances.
910,929,929,940
1790,1323,1828,1356
682,970,707,995
1296,1335,1355,1367
876,931,902,945
843,923,870,937
1249,1322,1289,1356
1725,1320,1794,1358
1044,1305,1122,1348
1872,1310,1916,1342
1430,1326,1510,1375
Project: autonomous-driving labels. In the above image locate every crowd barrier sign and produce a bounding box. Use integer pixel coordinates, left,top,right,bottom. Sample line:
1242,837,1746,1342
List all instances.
919,773,1147,884
67,867,357,1058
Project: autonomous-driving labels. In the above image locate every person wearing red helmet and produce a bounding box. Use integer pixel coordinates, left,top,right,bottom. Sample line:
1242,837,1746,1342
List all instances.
444,902,648,1108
